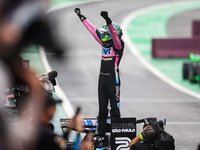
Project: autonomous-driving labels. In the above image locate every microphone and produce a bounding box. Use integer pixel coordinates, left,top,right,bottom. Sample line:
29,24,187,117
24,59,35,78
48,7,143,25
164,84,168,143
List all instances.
48,71,57,79
48,71,57,86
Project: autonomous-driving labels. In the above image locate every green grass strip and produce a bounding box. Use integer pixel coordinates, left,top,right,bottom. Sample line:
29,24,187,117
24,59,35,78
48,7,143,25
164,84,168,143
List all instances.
49,0,96,8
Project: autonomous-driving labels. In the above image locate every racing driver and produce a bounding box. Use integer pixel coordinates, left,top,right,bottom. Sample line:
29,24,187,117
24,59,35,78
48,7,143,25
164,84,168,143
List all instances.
74,8,125,136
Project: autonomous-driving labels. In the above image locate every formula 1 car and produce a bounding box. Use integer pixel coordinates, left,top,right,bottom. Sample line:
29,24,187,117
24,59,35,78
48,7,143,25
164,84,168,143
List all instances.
182,53,200,83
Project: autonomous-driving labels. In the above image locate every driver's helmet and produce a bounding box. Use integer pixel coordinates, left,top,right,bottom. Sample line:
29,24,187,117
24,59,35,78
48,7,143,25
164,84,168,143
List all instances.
99,22,122,42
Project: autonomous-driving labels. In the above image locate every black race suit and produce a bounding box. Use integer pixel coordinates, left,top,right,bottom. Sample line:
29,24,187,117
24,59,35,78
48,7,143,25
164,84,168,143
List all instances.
80,18,124,135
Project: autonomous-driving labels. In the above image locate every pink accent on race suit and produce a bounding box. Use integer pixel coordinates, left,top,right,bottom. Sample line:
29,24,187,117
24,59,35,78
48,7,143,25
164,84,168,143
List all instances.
83,19,103,45
116,96,119,101
108,23,122,50
82,19,122,50
115,54,120,67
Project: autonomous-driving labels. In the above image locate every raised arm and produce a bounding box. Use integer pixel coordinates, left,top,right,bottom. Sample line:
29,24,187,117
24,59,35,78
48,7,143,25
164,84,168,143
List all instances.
74,8,103,45
100,11,122,50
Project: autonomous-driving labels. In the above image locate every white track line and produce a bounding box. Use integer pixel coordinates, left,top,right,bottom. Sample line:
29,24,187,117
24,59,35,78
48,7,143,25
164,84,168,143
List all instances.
39,47,75,117
69,98,200,102
121,0,200,100
166,122,200,125
138,122,200,125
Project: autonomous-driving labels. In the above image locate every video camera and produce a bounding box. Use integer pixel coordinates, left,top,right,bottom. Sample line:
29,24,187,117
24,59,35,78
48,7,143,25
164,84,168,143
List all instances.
136,117,166,143
137,117,165,130
137,118,175,150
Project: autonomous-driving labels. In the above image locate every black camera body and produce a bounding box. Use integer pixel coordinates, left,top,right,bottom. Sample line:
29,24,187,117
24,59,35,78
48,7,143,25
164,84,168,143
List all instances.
142,117,164,130
137,117,165,143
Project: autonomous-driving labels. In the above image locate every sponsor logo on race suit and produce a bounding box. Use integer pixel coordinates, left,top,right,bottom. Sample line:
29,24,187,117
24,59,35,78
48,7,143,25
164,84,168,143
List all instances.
102,47,115,57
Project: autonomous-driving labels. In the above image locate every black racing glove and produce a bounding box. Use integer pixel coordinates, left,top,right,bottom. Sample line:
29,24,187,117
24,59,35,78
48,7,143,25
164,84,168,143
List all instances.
74,8,86,21
100,11,112,25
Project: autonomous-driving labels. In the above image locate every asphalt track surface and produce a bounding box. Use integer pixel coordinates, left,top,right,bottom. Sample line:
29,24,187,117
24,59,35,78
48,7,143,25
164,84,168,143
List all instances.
46,0,200,149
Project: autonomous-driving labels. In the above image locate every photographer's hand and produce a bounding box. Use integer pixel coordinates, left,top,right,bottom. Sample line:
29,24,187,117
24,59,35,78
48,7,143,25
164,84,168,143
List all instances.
129,125,152,147
75,113,83,133
81,132,94,150
129,135,140,147
140,126,150,141
143,125,150,131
